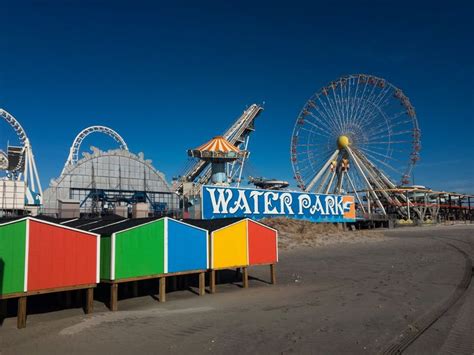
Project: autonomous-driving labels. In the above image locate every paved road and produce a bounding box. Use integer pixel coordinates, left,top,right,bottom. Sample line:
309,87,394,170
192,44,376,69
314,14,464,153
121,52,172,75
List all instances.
0,224,472,354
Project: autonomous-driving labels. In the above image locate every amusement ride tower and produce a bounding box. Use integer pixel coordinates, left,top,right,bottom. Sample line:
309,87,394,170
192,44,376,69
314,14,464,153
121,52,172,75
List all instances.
187,136,247,186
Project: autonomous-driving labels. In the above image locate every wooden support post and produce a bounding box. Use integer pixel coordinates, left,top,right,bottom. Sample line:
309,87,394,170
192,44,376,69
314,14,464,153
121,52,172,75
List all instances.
159,277,166,302
85,288,94,314
110,283,118,311
270,264,276,285
209,270,216,294
17,296,27,329
132,281,138,297
199,272,205,296
242,267,249,288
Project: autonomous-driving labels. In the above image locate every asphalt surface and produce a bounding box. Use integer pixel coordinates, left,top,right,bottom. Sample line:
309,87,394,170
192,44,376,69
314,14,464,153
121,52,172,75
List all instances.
0,224,472,354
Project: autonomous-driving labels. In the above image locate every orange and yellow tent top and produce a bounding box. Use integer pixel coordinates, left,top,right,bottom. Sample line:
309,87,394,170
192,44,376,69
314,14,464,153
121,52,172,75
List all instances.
188,136,248,160
195,136,240,153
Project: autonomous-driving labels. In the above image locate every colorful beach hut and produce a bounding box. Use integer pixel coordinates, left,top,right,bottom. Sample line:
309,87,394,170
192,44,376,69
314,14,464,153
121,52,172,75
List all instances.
0,217,100,328
84,217,208,311
185,218,278,292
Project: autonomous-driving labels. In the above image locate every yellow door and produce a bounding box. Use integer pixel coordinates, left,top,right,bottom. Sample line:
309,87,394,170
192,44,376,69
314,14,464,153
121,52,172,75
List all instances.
212,220,248,269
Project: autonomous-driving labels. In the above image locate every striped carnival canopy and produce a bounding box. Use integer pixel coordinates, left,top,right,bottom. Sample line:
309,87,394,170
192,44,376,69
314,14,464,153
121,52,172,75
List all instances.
188,136,248,160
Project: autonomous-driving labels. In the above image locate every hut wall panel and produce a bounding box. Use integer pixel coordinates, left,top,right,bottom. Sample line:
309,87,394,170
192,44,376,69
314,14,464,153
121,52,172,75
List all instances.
27,221,98,291
0,221,27,295
167,219,208,273
212,220,248,269
247,220,278,265
114,220,165,280
100,235,112,280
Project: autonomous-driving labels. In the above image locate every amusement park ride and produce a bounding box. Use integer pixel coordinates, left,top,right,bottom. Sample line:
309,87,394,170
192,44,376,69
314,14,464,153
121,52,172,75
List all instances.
42,125,176,217
289,74,471,221
174,104,263,194
0,109,42,214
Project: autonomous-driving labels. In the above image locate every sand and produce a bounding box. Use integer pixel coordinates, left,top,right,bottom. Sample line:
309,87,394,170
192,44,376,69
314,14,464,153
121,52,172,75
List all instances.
261,217,386,250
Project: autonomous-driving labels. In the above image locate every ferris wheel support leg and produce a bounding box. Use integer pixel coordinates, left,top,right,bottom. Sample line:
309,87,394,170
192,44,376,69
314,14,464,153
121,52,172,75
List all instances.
354,150,396,206
350,149,387,214
27,149,35,193
346,172,366,214
346,147,386,215
305,150,339,192
335,170,345,194
360,160,394,205
324,171,337,194
315,168,332,194
31,151,43,196
23,149,29,190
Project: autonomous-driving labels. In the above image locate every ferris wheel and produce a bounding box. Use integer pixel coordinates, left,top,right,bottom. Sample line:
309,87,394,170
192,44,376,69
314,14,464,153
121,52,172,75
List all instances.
290,74,421,215
0,108,42,205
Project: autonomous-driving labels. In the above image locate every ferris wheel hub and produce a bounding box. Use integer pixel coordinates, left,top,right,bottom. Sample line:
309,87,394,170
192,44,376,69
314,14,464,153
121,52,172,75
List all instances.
337,135,350,149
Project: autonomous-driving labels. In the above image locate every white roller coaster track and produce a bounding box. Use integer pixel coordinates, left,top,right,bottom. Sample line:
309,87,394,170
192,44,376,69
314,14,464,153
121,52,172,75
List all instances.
62,125,128,174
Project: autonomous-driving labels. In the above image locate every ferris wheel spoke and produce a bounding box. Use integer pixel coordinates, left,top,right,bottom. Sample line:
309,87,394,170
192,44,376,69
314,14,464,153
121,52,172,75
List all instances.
343,78,352,129
358,143,410,155
363,111,409,135
359,102,391,129
327,88,348,132
351,77,370,121
298,126,332,139
297,149,334,167
332,83,348,129
356,149,404,177
324,93,345,132
312,106,341,134
295,143,323,148
315,95,343,132
343,81,355,130
359,140,412,145
352,80,377,127
357,146,401,163
306,112,338,137
347,77,359,127
371,130,416,141
358,83,392,127
310,96,341,131
336,79,347,129
357,88,391,129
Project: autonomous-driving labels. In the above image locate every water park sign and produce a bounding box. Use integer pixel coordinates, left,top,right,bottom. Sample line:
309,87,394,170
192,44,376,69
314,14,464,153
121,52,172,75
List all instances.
201,186,356,222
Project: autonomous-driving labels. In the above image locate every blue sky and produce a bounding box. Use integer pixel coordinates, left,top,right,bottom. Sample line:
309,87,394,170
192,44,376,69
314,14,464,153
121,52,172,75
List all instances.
1,0,473,193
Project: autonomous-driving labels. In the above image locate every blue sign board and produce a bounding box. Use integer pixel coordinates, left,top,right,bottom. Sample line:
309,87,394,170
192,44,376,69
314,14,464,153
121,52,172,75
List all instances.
201,185,356,222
